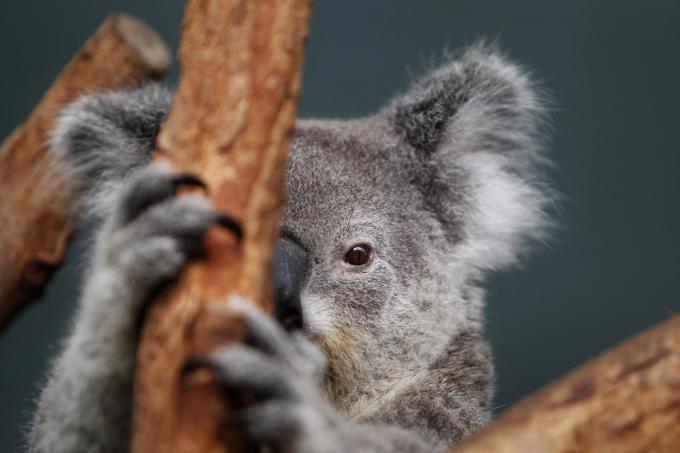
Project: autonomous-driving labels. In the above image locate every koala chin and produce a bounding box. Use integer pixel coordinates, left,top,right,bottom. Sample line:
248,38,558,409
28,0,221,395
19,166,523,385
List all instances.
29,43,550,453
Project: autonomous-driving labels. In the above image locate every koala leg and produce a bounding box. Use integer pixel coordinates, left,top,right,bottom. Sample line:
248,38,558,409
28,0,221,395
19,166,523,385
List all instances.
28,165,240,453
189,302,432,453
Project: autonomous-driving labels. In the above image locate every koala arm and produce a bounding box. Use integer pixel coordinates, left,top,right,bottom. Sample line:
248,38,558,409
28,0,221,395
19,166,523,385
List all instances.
29,87,175,453
29,260,140,453
29,166,228,453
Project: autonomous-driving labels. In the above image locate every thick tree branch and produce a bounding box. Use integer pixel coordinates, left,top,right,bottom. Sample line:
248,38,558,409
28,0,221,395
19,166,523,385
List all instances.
454,316,680,453
130,1,313,452
0,13,171,332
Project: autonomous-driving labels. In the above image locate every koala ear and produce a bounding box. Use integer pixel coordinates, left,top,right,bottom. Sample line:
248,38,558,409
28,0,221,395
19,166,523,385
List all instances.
50,84,172,218
383,44,551,270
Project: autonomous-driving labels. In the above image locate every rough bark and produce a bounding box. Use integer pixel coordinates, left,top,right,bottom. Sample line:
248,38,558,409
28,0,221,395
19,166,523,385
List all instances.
0,13,171,332
454,316,680,453
130,1,313,452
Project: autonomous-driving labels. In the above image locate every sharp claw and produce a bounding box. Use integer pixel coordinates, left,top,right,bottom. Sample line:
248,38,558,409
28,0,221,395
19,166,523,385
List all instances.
182,356,214,378
170,173,208,191
221,415,247,430
167,173,242,240
215,213,243,240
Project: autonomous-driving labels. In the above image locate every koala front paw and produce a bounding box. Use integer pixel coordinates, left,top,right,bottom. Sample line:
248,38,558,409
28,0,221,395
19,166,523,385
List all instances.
186,301,338,452
92,164,241,310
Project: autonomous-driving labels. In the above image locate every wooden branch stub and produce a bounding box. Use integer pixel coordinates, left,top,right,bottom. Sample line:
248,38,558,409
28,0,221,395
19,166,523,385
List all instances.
131,1,313,452
0,13,171,332
454,316,680,453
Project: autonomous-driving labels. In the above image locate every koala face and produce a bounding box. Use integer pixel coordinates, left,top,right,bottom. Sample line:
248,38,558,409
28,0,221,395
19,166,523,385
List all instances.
287,119,428,329
273,46,549,414
282,120,440,410
280,120,442,405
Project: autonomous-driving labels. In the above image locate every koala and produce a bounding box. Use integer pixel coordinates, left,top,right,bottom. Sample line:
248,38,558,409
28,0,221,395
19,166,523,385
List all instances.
28,44,549,453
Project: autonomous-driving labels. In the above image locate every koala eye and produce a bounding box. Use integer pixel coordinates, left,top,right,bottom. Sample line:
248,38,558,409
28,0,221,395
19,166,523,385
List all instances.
343,244,372,266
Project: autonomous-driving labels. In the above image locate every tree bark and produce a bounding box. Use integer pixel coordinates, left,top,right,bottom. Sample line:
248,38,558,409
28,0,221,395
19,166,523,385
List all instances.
454,315,680,453
0,13,171,332
130,1,313,452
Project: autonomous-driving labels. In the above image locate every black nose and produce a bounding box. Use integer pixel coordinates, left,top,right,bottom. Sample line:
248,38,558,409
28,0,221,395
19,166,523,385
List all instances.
273,237,308,331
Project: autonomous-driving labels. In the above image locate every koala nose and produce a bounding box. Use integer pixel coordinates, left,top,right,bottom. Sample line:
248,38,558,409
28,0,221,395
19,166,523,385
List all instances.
273,237,309,331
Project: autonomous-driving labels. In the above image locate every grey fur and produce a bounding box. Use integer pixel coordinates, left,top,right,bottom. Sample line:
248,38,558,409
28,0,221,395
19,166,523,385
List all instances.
29,44,550,452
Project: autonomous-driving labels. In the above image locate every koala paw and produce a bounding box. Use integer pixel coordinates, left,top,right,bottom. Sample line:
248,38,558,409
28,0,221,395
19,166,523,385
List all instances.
93,164,242,309
186,300,342,452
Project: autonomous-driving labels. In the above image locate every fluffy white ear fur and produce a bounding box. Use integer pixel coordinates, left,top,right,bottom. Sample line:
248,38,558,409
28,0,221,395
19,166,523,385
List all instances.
388,44,551,271
454,150,550,271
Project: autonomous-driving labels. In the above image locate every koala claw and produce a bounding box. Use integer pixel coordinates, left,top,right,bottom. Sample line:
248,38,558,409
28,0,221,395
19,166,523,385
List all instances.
185,303,334,448
169,173,208,190
214,212,243,240
94,165,242,307
113,166,206,225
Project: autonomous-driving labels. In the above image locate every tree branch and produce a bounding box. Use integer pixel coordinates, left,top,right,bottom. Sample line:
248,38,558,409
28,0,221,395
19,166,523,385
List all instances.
454,316,680,453
0,13,171,332
130,1,313,452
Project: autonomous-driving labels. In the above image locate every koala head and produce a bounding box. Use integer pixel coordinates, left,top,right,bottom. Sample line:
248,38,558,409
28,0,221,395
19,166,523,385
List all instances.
280,45,549,412
52,44,549,417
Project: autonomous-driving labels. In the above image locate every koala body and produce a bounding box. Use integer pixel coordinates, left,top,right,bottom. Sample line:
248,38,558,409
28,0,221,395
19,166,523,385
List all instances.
29,45,549,452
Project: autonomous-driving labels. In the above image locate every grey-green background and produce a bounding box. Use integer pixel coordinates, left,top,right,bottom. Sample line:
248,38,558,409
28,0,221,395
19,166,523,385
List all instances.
1,1,679,450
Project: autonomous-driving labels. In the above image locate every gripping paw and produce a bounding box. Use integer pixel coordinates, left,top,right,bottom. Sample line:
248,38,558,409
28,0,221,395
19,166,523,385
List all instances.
186,301,336,451
93,164,241,307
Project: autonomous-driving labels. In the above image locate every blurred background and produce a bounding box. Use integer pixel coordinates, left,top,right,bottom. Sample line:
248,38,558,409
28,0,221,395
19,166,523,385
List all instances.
1,1,679,450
